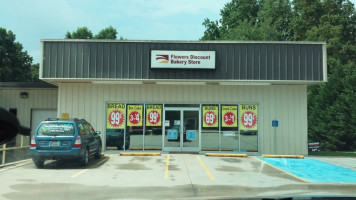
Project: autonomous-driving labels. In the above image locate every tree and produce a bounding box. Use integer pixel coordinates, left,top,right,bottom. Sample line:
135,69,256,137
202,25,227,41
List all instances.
201,19,220,40
200,0,293,41
257,0,292,40
0,27,33,82
65,27,93,39
94,26,117,39
65,26,123,40
201,0,356,151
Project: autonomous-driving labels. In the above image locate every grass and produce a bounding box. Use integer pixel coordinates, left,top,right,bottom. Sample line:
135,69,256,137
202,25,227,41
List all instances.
309,151,356,157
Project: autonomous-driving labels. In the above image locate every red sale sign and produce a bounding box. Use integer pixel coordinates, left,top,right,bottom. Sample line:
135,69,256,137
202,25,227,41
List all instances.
146,105,162,126
239,105,258,130
221,106,238,127
127,105,143,126
107,103,125,129
202,106,218,127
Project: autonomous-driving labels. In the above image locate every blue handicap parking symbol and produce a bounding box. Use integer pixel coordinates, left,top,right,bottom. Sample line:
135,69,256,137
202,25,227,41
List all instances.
272,120,278,127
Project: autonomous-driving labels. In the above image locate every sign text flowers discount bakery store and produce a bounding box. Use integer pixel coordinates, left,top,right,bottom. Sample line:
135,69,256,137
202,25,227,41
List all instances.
151,50,215,69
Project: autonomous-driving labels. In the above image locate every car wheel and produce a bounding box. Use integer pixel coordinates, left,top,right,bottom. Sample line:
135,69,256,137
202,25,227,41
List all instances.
94,143,102,159
33,159,44,168
80,148,89,166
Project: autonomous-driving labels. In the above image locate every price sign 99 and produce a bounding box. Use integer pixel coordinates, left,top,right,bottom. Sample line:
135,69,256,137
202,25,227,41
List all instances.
148,110,160,125
109,110,124,127
241,111,257,129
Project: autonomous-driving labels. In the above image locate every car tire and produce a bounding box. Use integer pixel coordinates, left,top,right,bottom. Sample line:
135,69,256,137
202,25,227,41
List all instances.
94,143,102,159
80,148,89,166
33,159,44,168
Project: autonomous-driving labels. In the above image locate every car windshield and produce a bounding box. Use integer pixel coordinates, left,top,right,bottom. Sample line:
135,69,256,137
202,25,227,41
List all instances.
37,123,75,136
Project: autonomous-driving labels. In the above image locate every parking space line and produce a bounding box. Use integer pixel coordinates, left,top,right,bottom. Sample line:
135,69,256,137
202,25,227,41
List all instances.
255,157,308,183
71,156,111,178
0,160,32,173
164,155,170,179
196,156,214,181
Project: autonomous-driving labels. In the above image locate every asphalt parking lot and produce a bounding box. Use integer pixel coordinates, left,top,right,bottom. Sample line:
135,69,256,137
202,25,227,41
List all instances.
0,153,356,200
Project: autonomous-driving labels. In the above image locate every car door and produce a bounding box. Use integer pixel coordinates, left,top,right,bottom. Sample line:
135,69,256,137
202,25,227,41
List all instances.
84,123,97,154
77,123,90,148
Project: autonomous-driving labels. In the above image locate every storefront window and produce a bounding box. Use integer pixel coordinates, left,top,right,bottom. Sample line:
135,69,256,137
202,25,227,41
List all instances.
220,105,239,151
144,104,163,150
106,103,127,150
126,104,144,150
239,104,258,152
201,105,219,151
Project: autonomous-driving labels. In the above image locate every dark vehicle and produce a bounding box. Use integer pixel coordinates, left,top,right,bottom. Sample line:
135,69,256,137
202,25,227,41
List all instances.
29,118,102,168
106,129,130,150
240,130,257,135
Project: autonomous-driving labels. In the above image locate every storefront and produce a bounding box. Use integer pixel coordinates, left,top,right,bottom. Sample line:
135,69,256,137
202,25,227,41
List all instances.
40,40,326,155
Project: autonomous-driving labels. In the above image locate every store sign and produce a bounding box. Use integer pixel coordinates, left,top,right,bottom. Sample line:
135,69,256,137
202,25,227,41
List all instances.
202,106,218,127
308,142,320,152
127,105,143,126
239,105,258,130
146,105,162,126
222,106,238,127
151,50,215,69
107,103,125,129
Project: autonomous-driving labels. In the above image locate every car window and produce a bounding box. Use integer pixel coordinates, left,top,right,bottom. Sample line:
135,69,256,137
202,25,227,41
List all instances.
84,123,95,135
37,123,75,136
78,123,89,136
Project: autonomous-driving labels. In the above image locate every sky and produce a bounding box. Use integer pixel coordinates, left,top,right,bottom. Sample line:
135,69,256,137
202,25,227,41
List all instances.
0,0,230,64
0,0,355,64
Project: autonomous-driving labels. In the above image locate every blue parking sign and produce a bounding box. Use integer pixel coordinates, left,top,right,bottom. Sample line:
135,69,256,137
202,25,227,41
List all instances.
272,120,278,127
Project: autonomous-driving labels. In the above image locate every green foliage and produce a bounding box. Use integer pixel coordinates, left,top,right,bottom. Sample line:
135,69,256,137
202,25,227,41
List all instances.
94,26,117,39
65,27,93,39
0,27,34,82
201,0,356,151
65,26,123,40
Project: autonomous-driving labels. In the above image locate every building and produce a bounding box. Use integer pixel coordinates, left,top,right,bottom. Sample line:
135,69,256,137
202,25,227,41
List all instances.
9,40,327,155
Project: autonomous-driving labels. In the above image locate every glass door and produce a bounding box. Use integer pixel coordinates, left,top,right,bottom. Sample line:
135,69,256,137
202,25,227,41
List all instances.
163,108,200,152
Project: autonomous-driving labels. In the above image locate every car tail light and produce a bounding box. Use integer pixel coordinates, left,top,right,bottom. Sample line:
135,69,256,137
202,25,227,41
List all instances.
73,136,82,147
30,136,36,147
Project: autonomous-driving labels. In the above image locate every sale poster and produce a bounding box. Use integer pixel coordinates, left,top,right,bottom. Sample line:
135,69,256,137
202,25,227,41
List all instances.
239,105,258,130
127,105,143,126
146,105,162,126
202,106,218,127
107,103,126,129
221,106,238,127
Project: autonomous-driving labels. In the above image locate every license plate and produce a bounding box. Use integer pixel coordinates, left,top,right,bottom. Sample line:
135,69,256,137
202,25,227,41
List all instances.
50,141,60,147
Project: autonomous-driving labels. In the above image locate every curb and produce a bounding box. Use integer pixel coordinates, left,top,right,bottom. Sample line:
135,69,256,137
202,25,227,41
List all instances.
262,154,304,159
205,153,248,157
120,152,161,156
0,159,32,169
